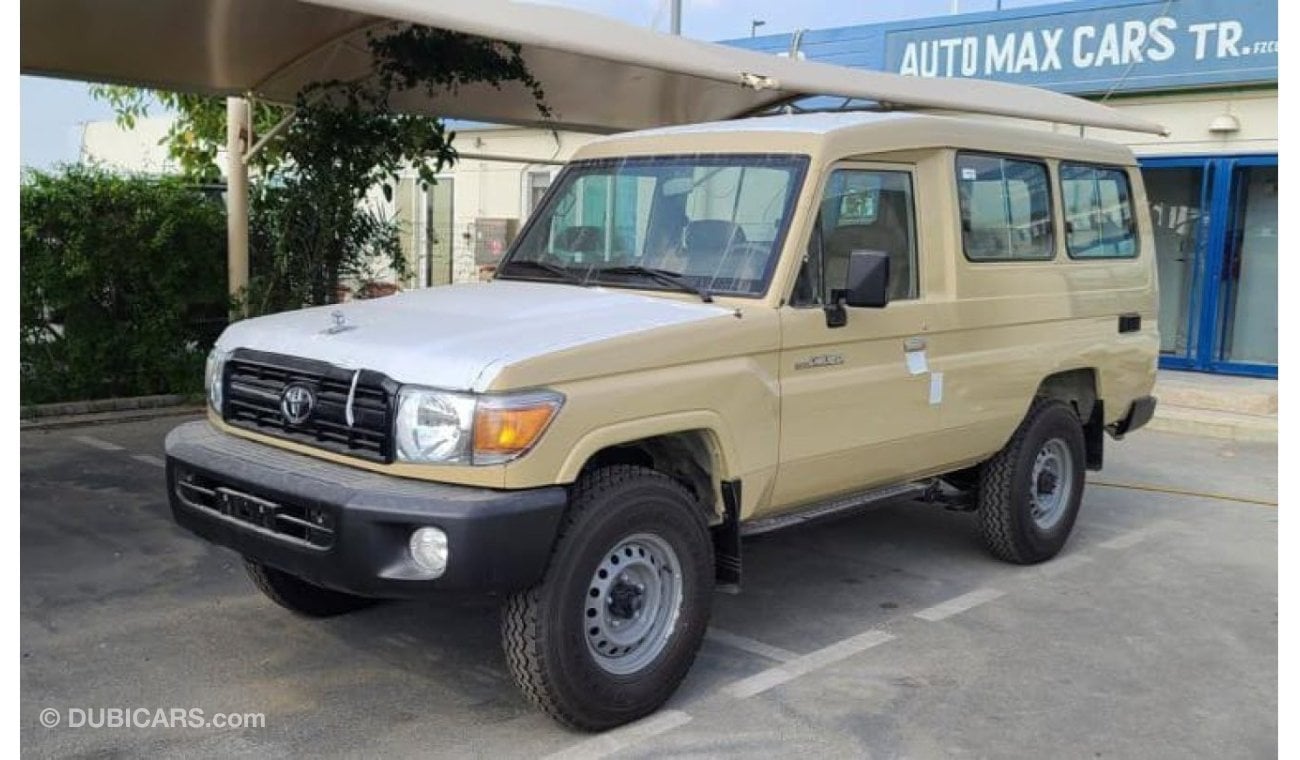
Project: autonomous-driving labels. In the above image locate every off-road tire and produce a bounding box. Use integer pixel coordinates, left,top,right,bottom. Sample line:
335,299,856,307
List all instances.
978,399,1086,564
244,559,377,617
501,465,714,731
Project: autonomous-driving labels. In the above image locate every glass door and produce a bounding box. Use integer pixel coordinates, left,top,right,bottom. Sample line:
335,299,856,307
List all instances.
1142,162,1209,365
1139,155,1278,378
1213,158,1278,372
423,177,454,287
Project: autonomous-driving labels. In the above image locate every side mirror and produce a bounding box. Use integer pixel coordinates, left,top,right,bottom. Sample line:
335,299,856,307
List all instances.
824,250,890,327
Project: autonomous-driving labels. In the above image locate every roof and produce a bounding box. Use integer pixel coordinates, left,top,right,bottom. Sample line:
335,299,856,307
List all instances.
20,0,1165,136
574,112,1138,166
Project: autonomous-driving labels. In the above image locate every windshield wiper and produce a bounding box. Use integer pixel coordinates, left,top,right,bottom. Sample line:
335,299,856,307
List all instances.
498,259,586,286
590,265,713,303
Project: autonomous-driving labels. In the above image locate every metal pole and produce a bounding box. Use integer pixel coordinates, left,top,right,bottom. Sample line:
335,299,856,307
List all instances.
670,0,681,35
226,97,250,316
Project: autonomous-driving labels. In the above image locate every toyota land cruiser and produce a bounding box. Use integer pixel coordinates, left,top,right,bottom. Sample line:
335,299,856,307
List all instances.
165,111,1158,730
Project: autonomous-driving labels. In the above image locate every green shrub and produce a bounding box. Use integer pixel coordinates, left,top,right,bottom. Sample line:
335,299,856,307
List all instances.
20,166,229,404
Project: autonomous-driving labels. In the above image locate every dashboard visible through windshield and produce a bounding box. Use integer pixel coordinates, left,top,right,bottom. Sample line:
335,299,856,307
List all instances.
497,154,810,299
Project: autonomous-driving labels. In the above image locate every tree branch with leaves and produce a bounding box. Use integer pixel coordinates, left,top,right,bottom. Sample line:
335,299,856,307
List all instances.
92,25,549,315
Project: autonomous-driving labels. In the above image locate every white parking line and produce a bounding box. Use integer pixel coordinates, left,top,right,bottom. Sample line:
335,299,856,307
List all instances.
913,588,1006,622
132,454,166,468
706,627,798,663
722,629,895,700
72,435,124,452
543,710,692,760
1099,530,1149,550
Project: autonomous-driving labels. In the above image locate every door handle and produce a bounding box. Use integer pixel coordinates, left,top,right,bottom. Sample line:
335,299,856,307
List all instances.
904,337,927,352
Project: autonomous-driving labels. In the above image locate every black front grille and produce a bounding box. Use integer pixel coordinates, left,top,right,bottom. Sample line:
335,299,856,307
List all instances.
222,349,396,462
173,466,336,549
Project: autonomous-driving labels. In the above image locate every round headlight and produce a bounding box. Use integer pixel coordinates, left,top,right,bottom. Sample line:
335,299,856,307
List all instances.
395,390,475,463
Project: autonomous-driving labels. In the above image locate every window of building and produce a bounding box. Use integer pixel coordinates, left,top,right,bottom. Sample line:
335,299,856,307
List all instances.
792,168,918,306
1060,163,1138,259
527,170,553,214
956,153,1054,261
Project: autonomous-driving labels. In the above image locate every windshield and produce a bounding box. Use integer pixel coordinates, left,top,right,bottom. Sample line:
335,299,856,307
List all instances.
499,154,809,298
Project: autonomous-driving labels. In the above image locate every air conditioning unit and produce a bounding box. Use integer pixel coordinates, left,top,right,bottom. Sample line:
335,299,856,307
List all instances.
472,217,520,267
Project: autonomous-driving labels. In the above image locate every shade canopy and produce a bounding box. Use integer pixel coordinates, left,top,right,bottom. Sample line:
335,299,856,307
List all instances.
21,0,1167,135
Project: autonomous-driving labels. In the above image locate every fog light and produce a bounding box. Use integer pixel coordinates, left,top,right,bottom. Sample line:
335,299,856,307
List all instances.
409,527,449,577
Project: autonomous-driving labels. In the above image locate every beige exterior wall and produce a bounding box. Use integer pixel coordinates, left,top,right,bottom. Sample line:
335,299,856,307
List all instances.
1086,88,1277,157
936,87,1277,157
80,116,188,175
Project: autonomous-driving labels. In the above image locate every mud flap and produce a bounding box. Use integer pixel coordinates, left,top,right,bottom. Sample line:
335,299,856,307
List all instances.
1085,399,1104,470
713,480,742,593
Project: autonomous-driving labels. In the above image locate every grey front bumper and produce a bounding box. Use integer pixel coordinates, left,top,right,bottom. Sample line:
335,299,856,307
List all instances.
164,421,567,597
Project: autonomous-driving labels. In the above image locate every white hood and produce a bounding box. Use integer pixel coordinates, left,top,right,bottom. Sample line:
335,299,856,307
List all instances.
217,280,731,392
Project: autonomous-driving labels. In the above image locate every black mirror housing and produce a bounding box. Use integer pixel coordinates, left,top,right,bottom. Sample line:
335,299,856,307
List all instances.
841,250,890,309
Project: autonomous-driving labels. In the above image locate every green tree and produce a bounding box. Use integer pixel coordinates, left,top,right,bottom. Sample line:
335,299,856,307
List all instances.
92,27,548,314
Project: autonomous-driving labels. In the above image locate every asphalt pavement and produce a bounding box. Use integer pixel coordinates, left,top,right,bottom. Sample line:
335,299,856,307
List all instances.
20,415,1278,758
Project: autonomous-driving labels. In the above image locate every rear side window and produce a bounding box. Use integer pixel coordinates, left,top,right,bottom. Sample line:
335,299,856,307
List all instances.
956,153,1054,261
1060,163,1138,259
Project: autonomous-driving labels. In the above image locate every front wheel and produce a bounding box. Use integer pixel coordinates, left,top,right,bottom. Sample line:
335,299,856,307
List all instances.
502,465,714,731
977,399,1086,564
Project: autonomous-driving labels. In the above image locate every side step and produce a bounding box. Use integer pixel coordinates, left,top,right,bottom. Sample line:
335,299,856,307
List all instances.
740,482,929,537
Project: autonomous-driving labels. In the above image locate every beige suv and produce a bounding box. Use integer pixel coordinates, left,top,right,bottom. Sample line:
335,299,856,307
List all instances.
165,111,1158,731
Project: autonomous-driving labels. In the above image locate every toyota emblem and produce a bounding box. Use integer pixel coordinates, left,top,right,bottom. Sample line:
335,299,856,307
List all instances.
280,383,316,425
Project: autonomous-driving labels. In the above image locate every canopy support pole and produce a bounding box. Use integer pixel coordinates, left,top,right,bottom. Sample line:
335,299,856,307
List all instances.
226,96,250,316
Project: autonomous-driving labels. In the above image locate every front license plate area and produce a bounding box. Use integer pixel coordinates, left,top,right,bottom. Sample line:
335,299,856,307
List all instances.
216,487,280,530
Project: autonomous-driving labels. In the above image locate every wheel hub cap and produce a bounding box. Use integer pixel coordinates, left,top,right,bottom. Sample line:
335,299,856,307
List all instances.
583,533,683,675
1029,438,1073,530
607,581,644,620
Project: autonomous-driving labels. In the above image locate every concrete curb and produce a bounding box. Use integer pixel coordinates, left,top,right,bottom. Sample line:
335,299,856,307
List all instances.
22,393,199,420
1149,405,1277,443
21,405,206,431
21,394,206,431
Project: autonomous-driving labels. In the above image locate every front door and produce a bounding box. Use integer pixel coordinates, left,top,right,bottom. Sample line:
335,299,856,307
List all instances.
772,163,938,511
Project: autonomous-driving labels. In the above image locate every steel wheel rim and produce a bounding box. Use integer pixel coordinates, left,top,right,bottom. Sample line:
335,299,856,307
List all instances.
583,532,683,675
1029,438,1073,530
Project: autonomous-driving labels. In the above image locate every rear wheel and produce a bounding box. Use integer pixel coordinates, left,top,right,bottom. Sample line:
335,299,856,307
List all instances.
502,465,714,731
978,400,1086,564
244,559,377,617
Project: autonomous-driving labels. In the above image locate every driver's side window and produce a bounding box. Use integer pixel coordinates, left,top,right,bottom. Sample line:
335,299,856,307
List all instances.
793,168,919,307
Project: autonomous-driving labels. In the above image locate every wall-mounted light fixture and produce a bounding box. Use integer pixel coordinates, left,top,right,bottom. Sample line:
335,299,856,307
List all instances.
1208,112,1241,134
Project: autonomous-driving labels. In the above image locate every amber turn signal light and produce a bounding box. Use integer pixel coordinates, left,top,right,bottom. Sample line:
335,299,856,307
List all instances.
472,392,563,463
